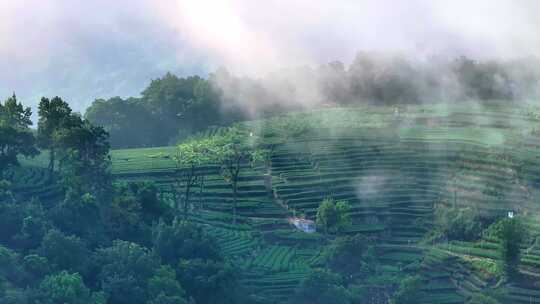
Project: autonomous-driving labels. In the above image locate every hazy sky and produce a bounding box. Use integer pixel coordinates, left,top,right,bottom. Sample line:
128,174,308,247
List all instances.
1,0,539,114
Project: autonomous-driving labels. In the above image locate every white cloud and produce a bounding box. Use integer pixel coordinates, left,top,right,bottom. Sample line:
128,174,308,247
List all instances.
0,0,539,113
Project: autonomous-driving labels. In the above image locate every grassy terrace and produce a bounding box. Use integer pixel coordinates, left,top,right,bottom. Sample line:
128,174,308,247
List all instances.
13,104,540,303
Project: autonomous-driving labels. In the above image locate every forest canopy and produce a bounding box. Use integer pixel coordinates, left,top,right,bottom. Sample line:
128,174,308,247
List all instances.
85,54,540,148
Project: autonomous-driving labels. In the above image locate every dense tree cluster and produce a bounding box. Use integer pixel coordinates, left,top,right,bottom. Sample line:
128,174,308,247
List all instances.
390,276,424,304
0,94,38,177
0,96,245,304
316,198,351,234
292,235,383,304
324,235,377,283
433,204,493,242
85,55,540,148
85,74,227,149
490,218,527,280
293,269,354,304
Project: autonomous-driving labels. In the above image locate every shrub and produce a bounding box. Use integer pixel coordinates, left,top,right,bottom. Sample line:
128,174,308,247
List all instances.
35,271,105,304
293,269,352,304
324,235,375,281
316,198,351,234
391,276,424,304
467,293,500,304
433,204,492,241
490,218,527,279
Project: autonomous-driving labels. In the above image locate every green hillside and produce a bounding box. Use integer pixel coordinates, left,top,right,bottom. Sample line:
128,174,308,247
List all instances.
10,104,540,303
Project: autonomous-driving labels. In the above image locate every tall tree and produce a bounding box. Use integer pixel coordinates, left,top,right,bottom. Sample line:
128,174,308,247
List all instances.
85,97,157,148
147,266,188,304
177,258,239,304
492,217,527,279
84,73,227,148
0,94,38,177
50,115,110,241
54,116,110,195
94,240,159,304
38,229,89,274
209,127,265,224
173,137,213,218
37,96,73,179
141,73,202,143
35,271,105,304
152,220,221,266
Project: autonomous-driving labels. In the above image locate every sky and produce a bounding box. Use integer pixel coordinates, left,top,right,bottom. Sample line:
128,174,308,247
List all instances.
1,0,540,115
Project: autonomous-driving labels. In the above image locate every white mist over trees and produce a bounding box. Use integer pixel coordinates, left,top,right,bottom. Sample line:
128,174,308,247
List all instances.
85,53,540,148
2,0,540,114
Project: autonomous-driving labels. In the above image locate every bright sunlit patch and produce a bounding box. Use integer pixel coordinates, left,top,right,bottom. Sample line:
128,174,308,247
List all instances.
177,0,246,51
170,0,279,73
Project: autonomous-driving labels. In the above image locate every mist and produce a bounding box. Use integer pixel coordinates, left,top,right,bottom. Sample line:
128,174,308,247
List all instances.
2,0,540,116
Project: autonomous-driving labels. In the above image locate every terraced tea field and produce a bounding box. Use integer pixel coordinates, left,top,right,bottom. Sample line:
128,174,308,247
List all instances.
14,104,540,303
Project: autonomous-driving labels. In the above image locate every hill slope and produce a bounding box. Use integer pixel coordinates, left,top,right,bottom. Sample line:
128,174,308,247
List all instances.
16,104,540,303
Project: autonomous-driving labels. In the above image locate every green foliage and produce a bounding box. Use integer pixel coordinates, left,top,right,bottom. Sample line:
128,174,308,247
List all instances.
8,95,540,304
0,94,38,176
176,137,215,167
316,198,351,234
104,181,168,244
173,137,215,217
433,204,487,241
86,73,223,148
391,276,424,304
37,96,73,177
205,127,267,223
325,235,374,281
15,199,50,250
94,240,159,304
50,191,104,241
177,258,239,304
105,185,147,243
147,266,188,304
0,179,13,202
152,220,221,265
149,294,190,304
490,218,527,279
0,197,50,250
467,293,500,304
84,56,540,149
38,229,89,274
468,258,503,281
35,271,104,304
54,117,110,195
293,269,352,304
0,197,26,246
210,127,267,175
132,181,170,222
22,254,50,285
0,245,22,284
84,97,156,148
260,115,312,143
